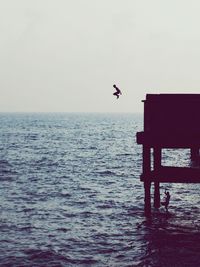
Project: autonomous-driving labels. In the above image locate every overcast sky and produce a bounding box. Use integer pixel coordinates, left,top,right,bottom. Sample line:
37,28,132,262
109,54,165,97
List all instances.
1,0,200,112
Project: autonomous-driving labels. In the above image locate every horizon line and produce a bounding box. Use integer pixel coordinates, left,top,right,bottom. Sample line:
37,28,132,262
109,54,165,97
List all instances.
0,111,142,114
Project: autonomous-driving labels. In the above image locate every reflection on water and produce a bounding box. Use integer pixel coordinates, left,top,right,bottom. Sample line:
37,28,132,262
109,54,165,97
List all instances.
138,210,200,267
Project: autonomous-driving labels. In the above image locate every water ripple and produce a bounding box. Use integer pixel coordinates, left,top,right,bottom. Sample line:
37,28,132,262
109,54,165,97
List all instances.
0,113,200,266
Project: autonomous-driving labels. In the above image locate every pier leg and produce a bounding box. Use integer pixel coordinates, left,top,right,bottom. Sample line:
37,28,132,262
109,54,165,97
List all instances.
144,181,151,217
154,182,160,208
191,147,199,161
143,145,151,216
153,147,161,208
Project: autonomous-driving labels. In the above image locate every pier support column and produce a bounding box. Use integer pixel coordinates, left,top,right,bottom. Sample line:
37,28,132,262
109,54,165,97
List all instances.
153,147,161,208
191,147,199,161
143,145,151,216
154,182,160,208
144,181,151,217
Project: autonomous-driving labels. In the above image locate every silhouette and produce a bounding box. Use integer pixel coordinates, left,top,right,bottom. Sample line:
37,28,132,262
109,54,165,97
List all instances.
161,190,170,212
136,94,200,216
113,84,122,99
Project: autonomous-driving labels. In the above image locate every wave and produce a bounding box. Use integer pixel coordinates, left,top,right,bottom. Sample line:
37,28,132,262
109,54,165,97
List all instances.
96,170,117,176
1,113,200,266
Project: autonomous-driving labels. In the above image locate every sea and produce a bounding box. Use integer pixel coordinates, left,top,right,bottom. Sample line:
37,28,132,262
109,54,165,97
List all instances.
1,112,200,267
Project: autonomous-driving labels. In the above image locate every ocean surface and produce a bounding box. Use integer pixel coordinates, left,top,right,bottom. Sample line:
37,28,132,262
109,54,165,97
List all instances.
1,113,200,267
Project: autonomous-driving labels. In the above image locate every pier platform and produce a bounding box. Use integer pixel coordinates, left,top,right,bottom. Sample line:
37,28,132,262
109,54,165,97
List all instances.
136,94,200,216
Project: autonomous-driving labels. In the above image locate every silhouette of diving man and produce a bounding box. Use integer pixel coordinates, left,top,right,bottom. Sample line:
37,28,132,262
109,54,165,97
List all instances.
161,189,171,212
113,84,122,99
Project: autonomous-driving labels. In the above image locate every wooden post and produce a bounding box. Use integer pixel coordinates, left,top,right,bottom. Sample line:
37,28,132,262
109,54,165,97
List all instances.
144,181,151,216
143,145,151,216
191,147,199,161
154,182,160,208
153,147,161,208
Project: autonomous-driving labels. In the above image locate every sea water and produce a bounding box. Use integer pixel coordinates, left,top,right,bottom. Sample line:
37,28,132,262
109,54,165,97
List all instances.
0,113,200,266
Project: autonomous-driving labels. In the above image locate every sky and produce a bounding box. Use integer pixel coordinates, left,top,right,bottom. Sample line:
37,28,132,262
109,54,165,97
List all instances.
1,0,200,113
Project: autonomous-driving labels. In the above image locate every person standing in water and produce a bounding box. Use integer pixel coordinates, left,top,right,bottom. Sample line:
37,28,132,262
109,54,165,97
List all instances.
161,189,171,212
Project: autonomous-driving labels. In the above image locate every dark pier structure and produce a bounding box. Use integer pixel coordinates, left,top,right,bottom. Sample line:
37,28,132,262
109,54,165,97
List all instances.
136,94,200,216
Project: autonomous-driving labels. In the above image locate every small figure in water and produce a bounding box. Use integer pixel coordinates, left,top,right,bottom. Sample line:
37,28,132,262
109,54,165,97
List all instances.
161,189,170,212
113,84,122,99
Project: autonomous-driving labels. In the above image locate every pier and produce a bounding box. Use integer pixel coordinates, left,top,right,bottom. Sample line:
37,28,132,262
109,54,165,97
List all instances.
136,94,200,216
